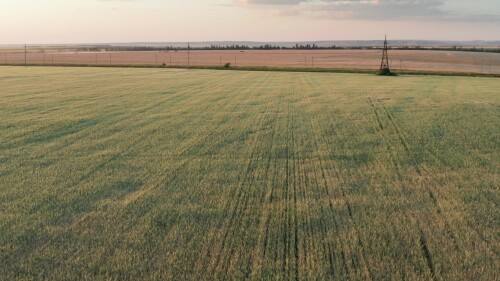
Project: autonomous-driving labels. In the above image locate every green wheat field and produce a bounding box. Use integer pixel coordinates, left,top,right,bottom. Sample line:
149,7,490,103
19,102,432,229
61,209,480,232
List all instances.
0,66,498,280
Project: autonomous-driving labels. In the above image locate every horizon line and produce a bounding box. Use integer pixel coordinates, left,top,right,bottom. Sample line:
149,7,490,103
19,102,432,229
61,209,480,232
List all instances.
1,39,500,47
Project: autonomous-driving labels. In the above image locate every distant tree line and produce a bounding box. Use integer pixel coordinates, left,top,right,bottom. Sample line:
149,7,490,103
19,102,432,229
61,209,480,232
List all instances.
70,44,343,52
161,45,500,53
64,45,500,53
392,46,500,53
162,44,342,50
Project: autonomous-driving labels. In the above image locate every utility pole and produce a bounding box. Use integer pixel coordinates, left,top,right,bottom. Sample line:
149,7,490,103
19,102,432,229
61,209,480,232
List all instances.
188,43,190,69
24,44,27,67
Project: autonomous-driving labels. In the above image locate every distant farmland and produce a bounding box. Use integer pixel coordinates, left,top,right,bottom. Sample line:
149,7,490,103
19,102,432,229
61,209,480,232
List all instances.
1,49,500,74
0,67,498,280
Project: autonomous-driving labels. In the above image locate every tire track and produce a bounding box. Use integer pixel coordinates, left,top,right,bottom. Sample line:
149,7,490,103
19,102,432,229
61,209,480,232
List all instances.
419,232,438,281
299,88,341,278
381,105,496,256
287,84,300,281
301,75,374,280
136,71,274,278
369,97,466,246
199,74,274,279
247,108,278,279
368,98,404,181
3,71,256,268
366,94,486,279
367,95,443,279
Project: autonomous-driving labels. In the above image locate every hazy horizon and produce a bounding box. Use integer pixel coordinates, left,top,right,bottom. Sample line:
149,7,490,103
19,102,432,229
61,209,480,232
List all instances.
3,40,500,49
1,0,499,44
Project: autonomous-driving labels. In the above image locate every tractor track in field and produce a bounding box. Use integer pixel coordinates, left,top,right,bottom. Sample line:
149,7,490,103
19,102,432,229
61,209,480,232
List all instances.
196,75,272,279
398,127,498,259
0,71,194,149
143,115,253,276
368,95,442,279
301,76,373,280
299,86,343,278
291,102,322,279
1,93,184,266
381,103,498,258
287,86,300,281
0,71,238,185
367,98,404,181
304,95,348,278
315,83,374,281
292,112,300,281
373,97,488,256
247,102,278,279
366,93,488,279
140,73,271,277
2,72,255,272
419,232,438,281
315,121,373,281
216,112,263,280
240,80,301,280
273,82,301,281
295,133,313,279
294,82,340,279
78,72,243,205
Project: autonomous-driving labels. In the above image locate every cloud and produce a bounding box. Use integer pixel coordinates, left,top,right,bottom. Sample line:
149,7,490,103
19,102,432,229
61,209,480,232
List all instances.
239,0,306,4
235,0,500,22
306,0,445,20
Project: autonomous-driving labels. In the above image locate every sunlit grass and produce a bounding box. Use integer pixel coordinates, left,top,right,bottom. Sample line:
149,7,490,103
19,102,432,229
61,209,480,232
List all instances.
0,66,498,280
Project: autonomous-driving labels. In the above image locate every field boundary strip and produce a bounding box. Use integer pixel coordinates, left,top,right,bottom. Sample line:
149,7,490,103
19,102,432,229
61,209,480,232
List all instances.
1,63,500,78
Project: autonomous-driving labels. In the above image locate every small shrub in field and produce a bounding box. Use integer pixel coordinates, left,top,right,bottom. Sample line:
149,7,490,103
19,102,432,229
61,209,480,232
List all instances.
224,62,231,68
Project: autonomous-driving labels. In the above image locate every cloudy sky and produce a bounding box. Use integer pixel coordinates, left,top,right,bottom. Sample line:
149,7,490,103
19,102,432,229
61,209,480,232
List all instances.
1,0,499,44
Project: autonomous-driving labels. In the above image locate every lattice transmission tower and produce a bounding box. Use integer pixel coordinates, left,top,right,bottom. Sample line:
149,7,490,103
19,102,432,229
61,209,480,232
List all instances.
379,35,394,75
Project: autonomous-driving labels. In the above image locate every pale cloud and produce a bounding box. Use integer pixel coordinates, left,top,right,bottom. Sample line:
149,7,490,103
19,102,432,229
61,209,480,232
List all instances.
236,0,500,21
239,0,305,4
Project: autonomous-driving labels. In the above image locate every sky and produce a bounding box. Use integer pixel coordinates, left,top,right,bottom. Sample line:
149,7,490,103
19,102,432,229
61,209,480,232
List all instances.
1,0,499,44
